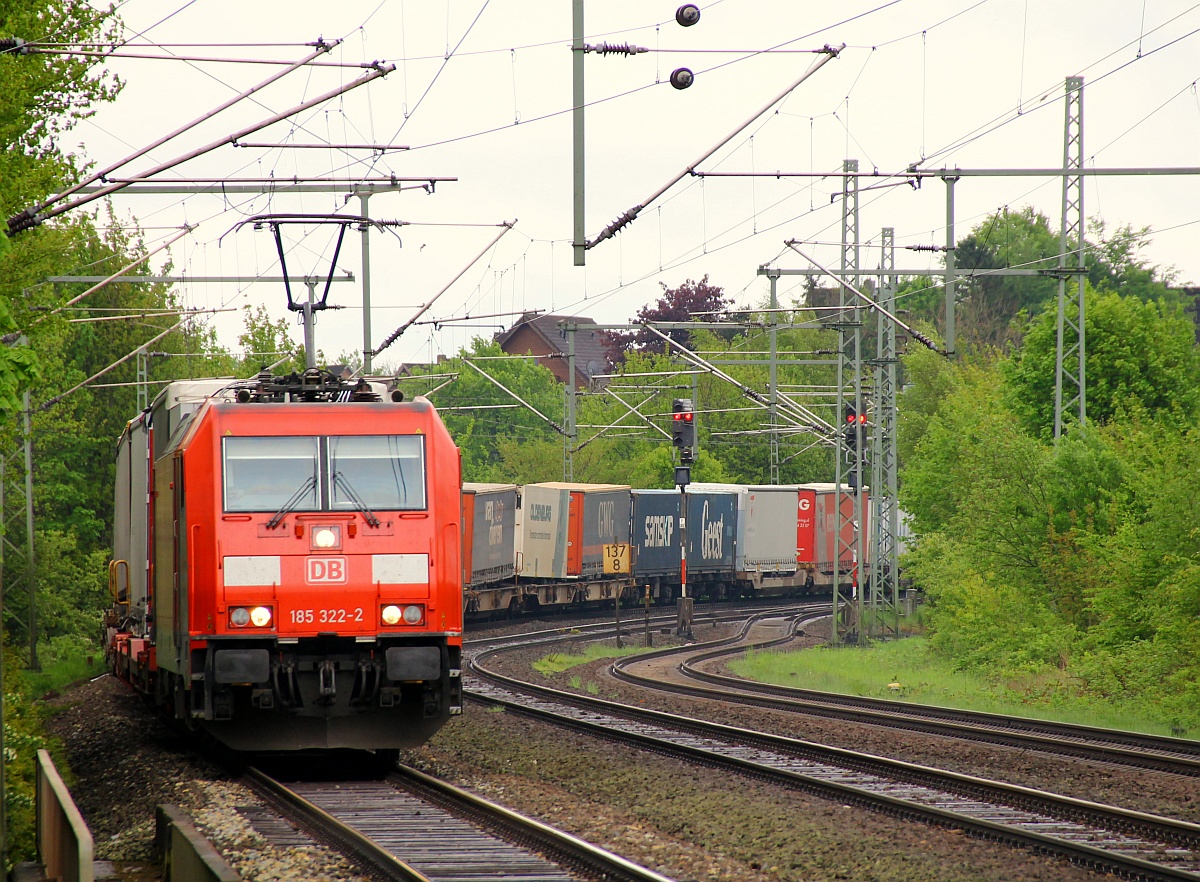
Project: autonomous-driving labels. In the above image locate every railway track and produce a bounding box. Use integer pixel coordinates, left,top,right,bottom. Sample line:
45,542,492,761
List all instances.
466,618,1200,881
608,612,1200,777
241,763,676,882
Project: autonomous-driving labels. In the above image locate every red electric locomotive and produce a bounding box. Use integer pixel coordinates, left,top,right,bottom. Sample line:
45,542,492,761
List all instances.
105,370,463,753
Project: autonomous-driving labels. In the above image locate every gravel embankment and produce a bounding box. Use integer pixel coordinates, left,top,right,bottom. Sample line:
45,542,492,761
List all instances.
38,615,1191,882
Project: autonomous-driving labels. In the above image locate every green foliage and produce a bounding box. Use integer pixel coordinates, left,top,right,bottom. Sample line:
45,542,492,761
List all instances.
417,324,832,487
237,304,304,374
730,637,1173,733
0,1,122,215
951,207,1059,348
532,642,652,675
34,530,110,642
1086,218,1177,301
1004,287,1200,439
2,650,56,866
900,281,1200,734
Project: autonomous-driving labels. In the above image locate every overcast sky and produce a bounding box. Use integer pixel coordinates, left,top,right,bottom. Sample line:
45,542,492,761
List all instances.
62,0,1200,370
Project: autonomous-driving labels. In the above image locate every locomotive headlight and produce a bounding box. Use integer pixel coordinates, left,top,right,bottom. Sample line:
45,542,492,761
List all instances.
381,604,403,626
402,604,424,625
249,606,273,627
230,607,251,627
311,525,341,550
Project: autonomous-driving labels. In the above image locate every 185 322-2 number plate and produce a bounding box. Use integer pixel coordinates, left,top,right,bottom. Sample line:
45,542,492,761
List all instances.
288,607,365,625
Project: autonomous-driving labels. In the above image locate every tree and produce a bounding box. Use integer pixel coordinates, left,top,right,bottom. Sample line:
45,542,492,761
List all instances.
420,338,565,481
950,207,1059,349
602,276,733,366
237,304,305,374
0,0,123,419
1003,287,1200,440
1085,218,1176,303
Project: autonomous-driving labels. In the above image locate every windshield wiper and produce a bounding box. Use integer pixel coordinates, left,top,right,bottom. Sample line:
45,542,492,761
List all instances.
333,471,381,527
266,475,317,529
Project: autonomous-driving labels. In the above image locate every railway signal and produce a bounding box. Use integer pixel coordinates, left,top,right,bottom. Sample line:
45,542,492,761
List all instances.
844,405,865,488
844,405,865,449
672,399,696,464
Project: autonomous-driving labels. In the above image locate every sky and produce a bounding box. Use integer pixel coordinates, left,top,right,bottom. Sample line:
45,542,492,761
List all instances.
52,0,1200,372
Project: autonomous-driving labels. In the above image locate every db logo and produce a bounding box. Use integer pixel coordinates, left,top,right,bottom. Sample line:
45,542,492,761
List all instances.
306,557,347,584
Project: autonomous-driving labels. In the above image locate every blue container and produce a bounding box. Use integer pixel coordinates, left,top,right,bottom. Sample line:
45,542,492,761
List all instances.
631,490,679,577
687,490,737,574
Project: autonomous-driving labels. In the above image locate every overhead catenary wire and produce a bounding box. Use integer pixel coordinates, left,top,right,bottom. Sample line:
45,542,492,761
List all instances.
13,60,395,233
27,40,341,218
37,321,183,413
586,44,845,250
34,225,195,323
370,221,515,357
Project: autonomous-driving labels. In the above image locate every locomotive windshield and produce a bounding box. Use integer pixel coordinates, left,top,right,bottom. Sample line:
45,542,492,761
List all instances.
329,435,426,511
222,434,426,513
224,437,320,512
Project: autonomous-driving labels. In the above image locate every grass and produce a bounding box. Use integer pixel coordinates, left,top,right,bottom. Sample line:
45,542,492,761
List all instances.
21,639,107,699
533,641,653,676
729,636,1180,736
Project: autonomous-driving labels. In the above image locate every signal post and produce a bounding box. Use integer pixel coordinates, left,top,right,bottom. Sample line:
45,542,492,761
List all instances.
672,399,696,637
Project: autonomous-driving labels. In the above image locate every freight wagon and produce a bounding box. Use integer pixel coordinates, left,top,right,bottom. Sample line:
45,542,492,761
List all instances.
462,480,872,615
462,482,637,614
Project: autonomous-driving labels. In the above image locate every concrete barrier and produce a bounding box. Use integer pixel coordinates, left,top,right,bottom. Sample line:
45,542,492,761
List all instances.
35,750,93,882
155,805,241,882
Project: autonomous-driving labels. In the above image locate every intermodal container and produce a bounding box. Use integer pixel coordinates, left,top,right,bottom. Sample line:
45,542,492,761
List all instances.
743,486,800,573
516,483,570,578
461,483,517,587
631,490,678,577
687,489,737,574
518,483,631,578
802,482,870,572
631,489,738,577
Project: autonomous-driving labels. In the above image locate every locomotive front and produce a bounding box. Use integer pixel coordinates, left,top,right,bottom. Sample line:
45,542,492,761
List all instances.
108,372,463,752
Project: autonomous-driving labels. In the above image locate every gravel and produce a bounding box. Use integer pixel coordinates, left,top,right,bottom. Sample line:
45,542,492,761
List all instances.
38,613,1193,882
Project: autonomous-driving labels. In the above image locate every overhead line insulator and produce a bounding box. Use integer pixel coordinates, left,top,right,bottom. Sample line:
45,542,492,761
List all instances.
583,42,649,57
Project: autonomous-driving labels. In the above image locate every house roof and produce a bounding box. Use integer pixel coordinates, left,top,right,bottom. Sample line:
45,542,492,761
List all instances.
495,312,610,384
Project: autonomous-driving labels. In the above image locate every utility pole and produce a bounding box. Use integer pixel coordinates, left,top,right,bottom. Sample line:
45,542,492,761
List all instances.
565,322,578,480
766,268,781,484
572,0,586,266
23,391,37,671
870,229,901,638
1055,76,1086,439
358,191,375,374
834,160,864,645
943,174,959,357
